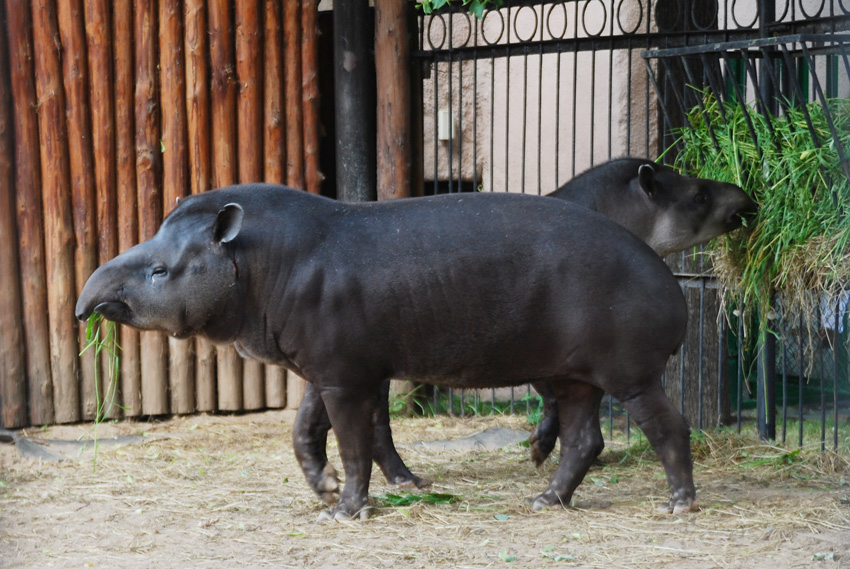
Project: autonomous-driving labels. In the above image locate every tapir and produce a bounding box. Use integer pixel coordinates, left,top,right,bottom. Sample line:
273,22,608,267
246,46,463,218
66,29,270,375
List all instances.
294,158,758,499
77,185,695,521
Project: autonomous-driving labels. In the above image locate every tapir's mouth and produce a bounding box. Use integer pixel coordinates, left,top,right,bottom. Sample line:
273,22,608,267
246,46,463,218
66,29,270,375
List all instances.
91,301,133,323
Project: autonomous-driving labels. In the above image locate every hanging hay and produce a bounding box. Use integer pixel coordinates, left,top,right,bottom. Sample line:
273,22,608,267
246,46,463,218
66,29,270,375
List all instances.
1,413,848,568
673,95,850,344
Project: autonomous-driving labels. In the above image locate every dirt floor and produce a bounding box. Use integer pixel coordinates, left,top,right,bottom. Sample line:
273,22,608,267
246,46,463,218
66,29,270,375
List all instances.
1,411,849,569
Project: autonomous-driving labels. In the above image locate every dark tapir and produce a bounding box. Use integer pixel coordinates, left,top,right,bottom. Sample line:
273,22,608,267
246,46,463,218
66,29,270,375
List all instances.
295,158,758,497
77,185,694,520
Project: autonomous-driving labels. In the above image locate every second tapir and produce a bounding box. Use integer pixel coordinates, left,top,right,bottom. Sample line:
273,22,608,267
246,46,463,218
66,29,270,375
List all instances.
295,158,758,498
78,185,695,521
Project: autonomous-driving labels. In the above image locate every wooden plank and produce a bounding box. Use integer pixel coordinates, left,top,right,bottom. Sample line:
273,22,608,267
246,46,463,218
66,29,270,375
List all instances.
283,0,307,408
263,0,286,409
375,0,411,201
31,0,81,424
135,0,169,416
0,7,28,428
209,0,242,411
84,0,121,419
5,0,54,425
301,0,320,195
112,0,141,417
184,0,217,412
283,0,305,191
159,0,195,415
235,0,265,411
56,0,99,421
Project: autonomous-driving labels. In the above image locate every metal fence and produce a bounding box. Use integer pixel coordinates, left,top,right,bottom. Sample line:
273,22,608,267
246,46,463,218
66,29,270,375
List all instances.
412,1,850,450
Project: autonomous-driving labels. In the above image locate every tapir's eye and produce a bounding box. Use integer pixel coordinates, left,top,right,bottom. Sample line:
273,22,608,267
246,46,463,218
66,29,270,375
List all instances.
694,191,709,205
151,267,168,282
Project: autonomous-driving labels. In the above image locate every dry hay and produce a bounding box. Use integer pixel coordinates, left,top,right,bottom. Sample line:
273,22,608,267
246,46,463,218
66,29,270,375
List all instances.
1,412,848,569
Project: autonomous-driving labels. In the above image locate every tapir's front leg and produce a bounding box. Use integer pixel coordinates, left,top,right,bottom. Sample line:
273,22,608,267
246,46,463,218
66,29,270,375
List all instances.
316,385,379,522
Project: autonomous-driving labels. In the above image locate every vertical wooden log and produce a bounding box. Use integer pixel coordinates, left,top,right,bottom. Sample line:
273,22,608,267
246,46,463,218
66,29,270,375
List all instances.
113,0,142,417
262,0,286,409
160,0,195,415
5,0,54,425
31,0,81,424
184,0,217,412
84,0,121,419
135,0,169,416
283,0,307,409
209,0,243,411
0,4,28,428
283,0,305,191
235,0,265,411
375,0,415,407
375,0,411,201
56,0,99,421
301,0,320,195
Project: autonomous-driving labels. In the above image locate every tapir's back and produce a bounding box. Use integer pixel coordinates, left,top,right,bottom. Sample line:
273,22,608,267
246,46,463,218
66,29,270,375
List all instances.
216,187,689,391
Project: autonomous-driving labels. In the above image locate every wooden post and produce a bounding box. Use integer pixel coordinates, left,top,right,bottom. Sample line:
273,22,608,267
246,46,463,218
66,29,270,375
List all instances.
375,0,417,409
184,0,217,412
0,7,28,428
135,0,169,416
31,0,81,424
283,0,305,191
235,0,265,411
375,0,412,201
113,0,141,417
84,0,121,419
283,0,307,409
209,0,243,411
334,0,376,203
302,0,321,195
5,0,54,425
159,0,195,415
263,0,286,409
56,0,99,421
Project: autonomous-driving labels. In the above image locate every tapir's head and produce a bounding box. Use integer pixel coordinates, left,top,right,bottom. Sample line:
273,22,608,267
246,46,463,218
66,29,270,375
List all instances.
75,199,246,343
629,162,758,256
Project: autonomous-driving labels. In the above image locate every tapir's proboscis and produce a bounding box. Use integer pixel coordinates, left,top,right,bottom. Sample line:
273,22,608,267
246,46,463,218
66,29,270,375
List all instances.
295,158,758,499
78,184,695,521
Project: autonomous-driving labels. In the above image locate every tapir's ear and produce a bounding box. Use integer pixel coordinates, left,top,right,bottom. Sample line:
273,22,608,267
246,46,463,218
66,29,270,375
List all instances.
638,163,657,197
213,203,244,244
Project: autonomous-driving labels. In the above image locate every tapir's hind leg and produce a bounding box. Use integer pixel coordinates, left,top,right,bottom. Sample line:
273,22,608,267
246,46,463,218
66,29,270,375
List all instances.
528,380,560,467
293,385,340,503
530,382,605,511
619,385,698,513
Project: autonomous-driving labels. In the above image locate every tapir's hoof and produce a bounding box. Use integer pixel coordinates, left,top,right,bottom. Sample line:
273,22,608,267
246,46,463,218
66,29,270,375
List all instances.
387,473,432,490
314,463,341,504
528,489,568,511
528,425,557,467
317,505,370,523
658,498,699,514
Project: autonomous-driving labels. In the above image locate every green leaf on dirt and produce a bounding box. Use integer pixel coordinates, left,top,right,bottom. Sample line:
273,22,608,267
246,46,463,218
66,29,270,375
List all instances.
377,492,459,507
493,513,510,521
498,550,516,562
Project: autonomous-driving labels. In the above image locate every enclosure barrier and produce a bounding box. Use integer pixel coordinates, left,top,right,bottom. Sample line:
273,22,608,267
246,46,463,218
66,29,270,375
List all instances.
0,0,321,428
413,1,849,451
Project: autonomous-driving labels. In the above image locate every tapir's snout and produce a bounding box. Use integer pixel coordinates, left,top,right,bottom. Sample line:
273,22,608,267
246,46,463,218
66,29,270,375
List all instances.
75,263,128,324
724,186,758,231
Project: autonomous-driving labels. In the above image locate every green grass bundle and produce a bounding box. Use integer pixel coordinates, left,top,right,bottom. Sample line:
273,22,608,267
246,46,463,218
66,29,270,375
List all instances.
672,93,850,335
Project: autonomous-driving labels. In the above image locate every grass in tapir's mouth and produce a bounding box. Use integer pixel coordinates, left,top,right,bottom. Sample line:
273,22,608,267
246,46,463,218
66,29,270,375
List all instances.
79,313,123,464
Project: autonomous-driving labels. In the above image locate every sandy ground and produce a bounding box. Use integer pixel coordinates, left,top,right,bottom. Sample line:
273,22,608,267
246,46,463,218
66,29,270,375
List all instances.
1,411,848,569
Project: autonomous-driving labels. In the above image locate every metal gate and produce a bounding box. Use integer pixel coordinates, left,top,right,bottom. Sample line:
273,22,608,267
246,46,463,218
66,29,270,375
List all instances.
412,1,850,450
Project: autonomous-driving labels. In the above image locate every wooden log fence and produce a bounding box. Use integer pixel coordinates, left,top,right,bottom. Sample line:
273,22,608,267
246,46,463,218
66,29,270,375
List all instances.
0,0,323,428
